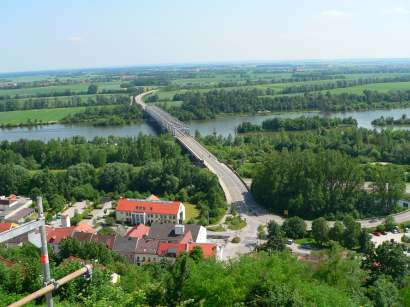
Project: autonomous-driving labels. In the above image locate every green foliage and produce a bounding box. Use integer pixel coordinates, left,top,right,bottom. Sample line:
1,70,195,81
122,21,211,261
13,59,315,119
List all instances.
264,221,286,252
312,217,330,246
252,149,364,219
225,215,247,230
281,216,307,239
0,135,226,223
363,241,410,285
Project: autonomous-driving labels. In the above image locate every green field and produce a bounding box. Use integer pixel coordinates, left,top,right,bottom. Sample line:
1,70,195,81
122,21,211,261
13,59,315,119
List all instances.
0,81,124,97
0,107,88,125
319,81,410,95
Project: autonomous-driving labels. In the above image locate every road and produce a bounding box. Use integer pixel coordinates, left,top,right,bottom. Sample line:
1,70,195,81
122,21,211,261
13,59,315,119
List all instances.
134,92,410,259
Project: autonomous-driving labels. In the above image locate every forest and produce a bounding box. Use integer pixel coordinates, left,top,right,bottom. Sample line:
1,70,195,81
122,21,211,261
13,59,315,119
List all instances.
61,104,144,126
251,149,405,219
0,135,226,224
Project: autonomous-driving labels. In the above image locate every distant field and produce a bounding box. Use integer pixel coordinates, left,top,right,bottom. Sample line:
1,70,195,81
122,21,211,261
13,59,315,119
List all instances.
318,81,410,95
0,81,124,97
0,107,88,125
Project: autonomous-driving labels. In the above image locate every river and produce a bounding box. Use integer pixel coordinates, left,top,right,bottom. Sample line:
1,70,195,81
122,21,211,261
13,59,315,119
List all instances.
0,107,409,141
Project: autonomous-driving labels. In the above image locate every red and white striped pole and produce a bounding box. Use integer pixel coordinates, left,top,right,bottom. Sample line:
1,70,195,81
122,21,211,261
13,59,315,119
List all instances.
37,196,54,307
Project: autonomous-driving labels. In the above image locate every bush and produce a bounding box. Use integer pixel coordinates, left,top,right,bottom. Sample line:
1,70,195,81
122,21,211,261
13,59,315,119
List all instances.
231,236,241,243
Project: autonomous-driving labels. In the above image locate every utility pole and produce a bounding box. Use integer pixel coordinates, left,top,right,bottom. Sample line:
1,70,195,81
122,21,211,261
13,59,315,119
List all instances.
37,196,54,307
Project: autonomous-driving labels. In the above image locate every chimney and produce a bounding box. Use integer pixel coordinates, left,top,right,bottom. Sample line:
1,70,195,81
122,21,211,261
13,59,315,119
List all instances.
174,224,185,235
61,214,71,227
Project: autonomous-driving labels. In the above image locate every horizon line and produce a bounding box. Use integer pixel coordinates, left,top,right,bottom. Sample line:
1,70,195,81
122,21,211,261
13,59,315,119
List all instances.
2,56,410,76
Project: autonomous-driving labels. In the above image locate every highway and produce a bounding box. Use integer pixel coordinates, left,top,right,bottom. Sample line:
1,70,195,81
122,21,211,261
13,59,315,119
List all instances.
134,92,410,259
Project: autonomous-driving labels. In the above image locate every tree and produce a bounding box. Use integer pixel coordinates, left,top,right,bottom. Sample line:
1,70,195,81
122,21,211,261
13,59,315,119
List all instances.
342,216,361,249
281,216,306,239
329,222,345,243
358,229,373,253
312,217,329,246
367,276,400,307
87,84,98,94
265,221,286,252
383,216,396,232
363,241,409,284
371,165,405,214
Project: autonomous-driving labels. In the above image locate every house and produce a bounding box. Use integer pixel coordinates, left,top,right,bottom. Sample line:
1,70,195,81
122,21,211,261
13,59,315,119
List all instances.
0,195,33,223
126,223,151,239
134,239,161,264
146,223,207,243
112,236,138,263
46,224,96,252
116,197,185,225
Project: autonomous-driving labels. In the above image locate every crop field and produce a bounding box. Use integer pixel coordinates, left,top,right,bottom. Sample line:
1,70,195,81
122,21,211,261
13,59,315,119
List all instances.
0,107,90,125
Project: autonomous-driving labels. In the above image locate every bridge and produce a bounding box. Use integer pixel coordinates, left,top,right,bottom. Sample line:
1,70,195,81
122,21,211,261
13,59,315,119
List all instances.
135,92,279,258
135,92,410,258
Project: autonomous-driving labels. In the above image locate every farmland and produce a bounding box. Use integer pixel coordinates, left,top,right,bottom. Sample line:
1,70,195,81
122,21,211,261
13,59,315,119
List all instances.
0,106,88,125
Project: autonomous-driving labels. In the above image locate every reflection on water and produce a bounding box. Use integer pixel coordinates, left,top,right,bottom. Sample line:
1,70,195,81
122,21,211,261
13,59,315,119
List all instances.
0,108,409,141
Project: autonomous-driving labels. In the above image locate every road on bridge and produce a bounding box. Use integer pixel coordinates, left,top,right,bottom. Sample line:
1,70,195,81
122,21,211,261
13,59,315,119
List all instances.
134,92,410,259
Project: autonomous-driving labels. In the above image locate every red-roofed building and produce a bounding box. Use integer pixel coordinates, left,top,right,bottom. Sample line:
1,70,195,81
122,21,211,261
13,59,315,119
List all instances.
46,224,96,252
116,197,185,225
0,222,16,233
157,242,222,260
126,224,151,239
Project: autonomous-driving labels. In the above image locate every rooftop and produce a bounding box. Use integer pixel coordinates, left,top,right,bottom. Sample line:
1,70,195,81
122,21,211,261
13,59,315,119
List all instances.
116,198,181,215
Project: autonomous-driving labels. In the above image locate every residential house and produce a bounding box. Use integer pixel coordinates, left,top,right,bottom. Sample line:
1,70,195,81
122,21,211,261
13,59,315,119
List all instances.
0,195,33,223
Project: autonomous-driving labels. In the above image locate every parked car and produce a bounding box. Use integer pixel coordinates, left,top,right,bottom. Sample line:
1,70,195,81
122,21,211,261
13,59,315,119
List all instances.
287,239,294,245
373,232,381,236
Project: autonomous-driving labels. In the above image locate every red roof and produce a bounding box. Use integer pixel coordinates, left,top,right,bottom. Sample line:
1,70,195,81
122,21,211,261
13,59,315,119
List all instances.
47,224,96,244
126,224,151,238
157,242,216,258
0,223,14,233
116,199,181,215
147,194,161,200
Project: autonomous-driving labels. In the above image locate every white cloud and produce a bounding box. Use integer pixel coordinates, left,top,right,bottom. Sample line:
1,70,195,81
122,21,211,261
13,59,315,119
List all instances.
391,7,410,15
67,36,83,42
320,10,352,17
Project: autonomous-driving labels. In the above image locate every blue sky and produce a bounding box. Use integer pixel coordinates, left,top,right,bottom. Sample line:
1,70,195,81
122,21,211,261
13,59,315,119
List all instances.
1,0,410,72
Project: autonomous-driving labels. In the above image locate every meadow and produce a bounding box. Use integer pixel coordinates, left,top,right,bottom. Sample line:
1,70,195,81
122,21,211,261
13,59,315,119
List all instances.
0,106,91,125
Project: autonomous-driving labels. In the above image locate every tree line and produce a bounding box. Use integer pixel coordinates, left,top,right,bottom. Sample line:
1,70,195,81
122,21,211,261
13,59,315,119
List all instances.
236,116,357,133
0,136,226,224
372,114,410,126
169,89,410,120
0,94,130,112
280,75,410,94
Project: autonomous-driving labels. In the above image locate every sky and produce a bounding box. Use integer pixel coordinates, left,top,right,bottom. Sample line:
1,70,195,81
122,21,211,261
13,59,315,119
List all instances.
1,0,410,73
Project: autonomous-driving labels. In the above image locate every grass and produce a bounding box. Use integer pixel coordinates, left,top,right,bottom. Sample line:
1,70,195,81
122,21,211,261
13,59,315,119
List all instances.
0,107,89,125
207,224,226,232
185,203,200,220
225,215,247,230
294,237,316,245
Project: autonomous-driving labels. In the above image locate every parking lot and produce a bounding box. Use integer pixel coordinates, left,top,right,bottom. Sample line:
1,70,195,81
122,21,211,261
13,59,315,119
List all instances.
371,231,409,247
